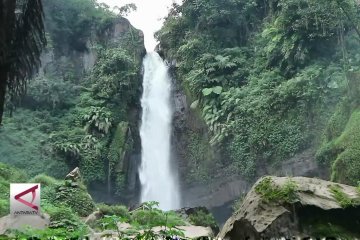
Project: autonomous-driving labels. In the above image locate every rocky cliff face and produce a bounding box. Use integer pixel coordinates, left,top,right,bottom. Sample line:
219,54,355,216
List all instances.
218,176,360,239
33,16,146,204
40,17,145,79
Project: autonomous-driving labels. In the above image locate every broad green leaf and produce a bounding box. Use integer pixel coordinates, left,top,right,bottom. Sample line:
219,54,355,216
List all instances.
212,86,223,94
190,100,199,109
202,88,213,96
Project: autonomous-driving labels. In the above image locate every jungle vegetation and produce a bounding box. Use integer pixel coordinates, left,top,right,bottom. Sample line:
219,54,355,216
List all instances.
157,0,360,185
0,0,144,197
1,0,360,238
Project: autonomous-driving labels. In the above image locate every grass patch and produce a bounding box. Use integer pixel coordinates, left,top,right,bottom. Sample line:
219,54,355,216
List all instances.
29,174,60,187
328,184,360,208
255,177,298,203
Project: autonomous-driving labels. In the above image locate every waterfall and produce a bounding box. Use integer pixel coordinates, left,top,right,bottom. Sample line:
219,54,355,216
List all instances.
139,52,180,210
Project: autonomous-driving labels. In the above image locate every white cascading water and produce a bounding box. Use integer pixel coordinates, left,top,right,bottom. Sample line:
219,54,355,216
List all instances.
139,52,180,210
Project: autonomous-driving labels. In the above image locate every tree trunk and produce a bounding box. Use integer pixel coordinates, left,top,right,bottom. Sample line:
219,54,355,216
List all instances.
0,64,7,125
0,0,16,125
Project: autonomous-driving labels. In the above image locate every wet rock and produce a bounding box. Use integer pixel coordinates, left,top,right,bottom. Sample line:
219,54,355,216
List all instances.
65,167,81,182
84,210,103,225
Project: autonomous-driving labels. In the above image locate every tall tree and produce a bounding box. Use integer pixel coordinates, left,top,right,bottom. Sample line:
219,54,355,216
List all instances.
0,0,46,125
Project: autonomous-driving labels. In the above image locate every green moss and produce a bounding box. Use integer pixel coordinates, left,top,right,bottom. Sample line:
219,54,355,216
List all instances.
328,184,360,208
255,177,298,203
114,173,126,196
108,122,128,168
330,110,360,185
324,99,351,141
108,122,129,196
52,182,95,217
315,140,339,164
43,203,86,232
184,130,214,183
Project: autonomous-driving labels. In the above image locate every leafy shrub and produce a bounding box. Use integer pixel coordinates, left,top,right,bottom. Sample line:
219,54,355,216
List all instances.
29,174,59,187
189,210,217,229
131,202,185,228
44,204,86,231
97,203,130,219
0,162,27,183
0,199,9,217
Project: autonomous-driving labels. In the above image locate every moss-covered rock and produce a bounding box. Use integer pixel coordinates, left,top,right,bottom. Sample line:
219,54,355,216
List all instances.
184,130,215,184
52,181,95,217
218,176,360,239
43,204,86,231
108,121,130,196
331,110,360,184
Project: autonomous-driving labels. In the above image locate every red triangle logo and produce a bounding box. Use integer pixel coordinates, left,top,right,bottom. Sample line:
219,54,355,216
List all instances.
14,185,39,211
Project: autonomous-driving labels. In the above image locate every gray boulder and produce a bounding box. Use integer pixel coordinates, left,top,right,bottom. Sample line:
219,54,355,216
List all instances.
218,176,360,239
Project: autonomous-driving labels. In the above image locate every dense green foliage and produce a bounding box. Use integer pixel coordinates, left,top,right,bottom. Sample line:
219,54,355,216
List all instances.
98,203,130,218
157,0,360,183
0,163,27,217
42,0,115,53
0,164,198,239
0,0,144,198
98,202,187,239
188,210,217,229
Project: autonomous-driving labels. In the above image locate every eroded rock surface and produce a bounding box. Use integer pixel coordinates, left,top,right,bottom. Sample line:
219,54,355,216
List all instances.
218,176,360,239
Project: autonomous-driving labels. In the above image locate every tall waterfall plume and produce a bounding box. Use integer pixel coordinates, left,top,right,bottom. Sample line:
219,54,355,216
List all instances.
139,52,180,210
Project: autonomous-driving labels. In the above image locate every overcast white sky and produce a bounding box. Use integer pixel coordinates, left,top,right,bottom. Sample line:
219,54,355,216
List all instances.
97,0,181,51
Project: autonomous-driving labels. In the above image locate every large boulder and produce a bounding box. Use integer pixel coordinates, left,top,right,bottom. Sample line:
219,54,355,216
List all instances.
0,213,50,234
218,176,360,239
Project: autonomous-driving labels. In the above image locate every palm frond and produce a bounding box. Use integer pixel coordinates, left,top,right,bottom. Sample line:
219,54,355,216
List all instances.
7,0,46,101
